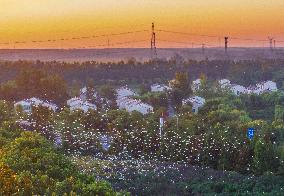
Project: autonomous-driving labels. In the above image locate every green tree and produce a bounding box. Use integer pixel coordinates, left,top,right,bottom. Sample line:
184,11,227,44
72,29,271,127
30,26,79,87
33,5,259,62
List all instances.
31,105,54,132
0,101,13,125
275,104,284,121
40,74,68,105
253,139,279,174
100,84,116,101
0,162,18,195
86,78,96,102
1,132,76,179
0,80,18,101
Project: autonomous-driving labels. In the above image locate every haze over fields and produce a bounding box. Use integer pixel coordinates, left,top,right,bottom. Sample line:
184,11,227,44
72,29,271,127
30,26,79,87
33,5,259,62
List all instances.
0,48,284,62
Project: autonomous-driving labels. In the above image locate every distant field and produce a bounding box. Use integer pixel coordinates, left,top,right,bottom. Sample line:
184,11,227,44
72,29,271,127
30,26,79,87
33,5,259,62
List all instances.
0,48,284,62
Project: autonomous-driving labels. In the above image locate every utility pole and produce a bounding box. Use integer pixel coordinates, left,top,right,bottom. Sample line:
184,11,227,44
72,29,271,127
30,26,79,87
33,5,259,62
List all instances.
268,37,273,51
107,37,110,58
159,114,164,139
151,22,157,59
224,37,229,54
176,115,179,130
274,40,276,49
202,44,205,55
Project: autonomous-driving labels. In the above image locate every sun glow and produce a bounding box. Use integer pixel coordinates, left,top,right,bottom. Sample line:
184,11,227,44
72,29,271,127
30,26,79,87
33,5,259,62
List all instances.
0,0,284,48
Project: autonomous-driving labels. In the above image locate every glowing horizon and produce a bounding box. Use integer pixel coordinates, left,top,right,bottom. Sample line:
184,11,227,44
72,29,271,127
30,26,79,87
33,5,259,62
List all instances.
0,0,284,49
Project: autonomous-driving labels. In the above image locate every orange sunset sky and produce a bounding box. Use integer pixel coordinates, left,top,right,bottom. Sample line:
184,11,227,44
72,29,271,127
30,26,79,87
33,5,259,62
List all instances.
0,0,284,49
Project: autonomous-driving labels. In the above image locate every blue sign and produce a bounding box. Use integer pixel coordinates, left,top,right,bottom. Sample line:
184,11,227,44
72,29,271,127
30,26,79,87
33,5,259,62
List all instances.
247,128,255,140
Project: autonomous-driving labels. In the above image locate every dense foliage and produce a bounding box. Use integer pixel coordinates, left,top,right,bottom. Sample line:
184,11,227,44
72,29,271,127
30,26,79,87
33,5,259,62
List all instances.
0,58,284,195
110,166,284,195
0,105,126,195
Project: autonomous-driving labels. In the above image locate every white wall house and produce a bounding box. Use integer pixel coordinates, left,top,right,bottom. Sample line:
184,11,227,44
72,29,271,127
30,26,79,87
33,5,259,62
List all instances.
14,97,58,113
247,80,278,95
218,79,231,88
116,87,137,99
116,86,153,115
230,84,247,95
151,84,172,92
218,79,277,96
67,97,97,113
256,81,277,93
117,97,153,115
79,86,98,101
15,100,32,113
182,96,205,114
192,79,202,92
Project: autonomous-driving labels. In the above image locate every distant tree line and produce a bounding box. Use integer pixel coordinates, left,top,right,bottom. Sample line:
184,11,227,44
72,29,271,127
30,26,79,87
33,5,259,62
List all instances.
0,58,284,89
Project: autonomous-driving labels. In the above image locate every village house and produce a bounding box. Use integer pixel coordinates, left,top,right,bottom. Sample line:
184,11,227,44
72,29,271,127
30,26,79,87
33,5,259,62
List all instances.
14,97,58,113
116,86,137,99
79,86,99,101
256,80,277,93
218,79,231,88
117,97,153,115
151,84,172,92
67,97,97,113
230,84,247,95
247,80,277,95
218,79,277,96
116,86,153,115
182,96,205,114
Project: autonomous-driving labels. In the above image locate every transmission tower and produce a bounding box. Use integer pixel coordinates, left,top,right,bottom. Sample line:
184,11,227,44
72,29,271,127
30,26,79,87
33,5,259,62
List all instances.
224,37,229,53
151,22,157,59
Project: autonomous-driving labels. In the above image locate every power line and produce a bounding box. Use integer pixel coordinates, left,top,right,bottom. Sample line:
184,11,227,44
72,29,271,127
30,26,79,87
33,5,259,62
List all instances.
229,36,267,42
86,39,149,49
1,24,284,49
157,39,218,47
157,29,280,44
0,30,149,46
157,29,220,38
68,48,151,57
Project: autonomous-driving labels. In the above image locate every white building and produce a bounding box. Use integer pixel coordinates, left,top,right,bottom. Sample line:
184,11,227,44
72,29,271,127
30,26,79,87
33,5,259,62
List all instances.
116,87,137,99
151,84,172,92
231,84,247,95
247,80,277,95
67,97,82,107
218,79,277,96
79,86,98,101
218,79,231,88
256,80,277,93
182,96,205,114
192,79,202,92
67,97,97,113
116,86,153,115
14,97,57,113
117,97,153,115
